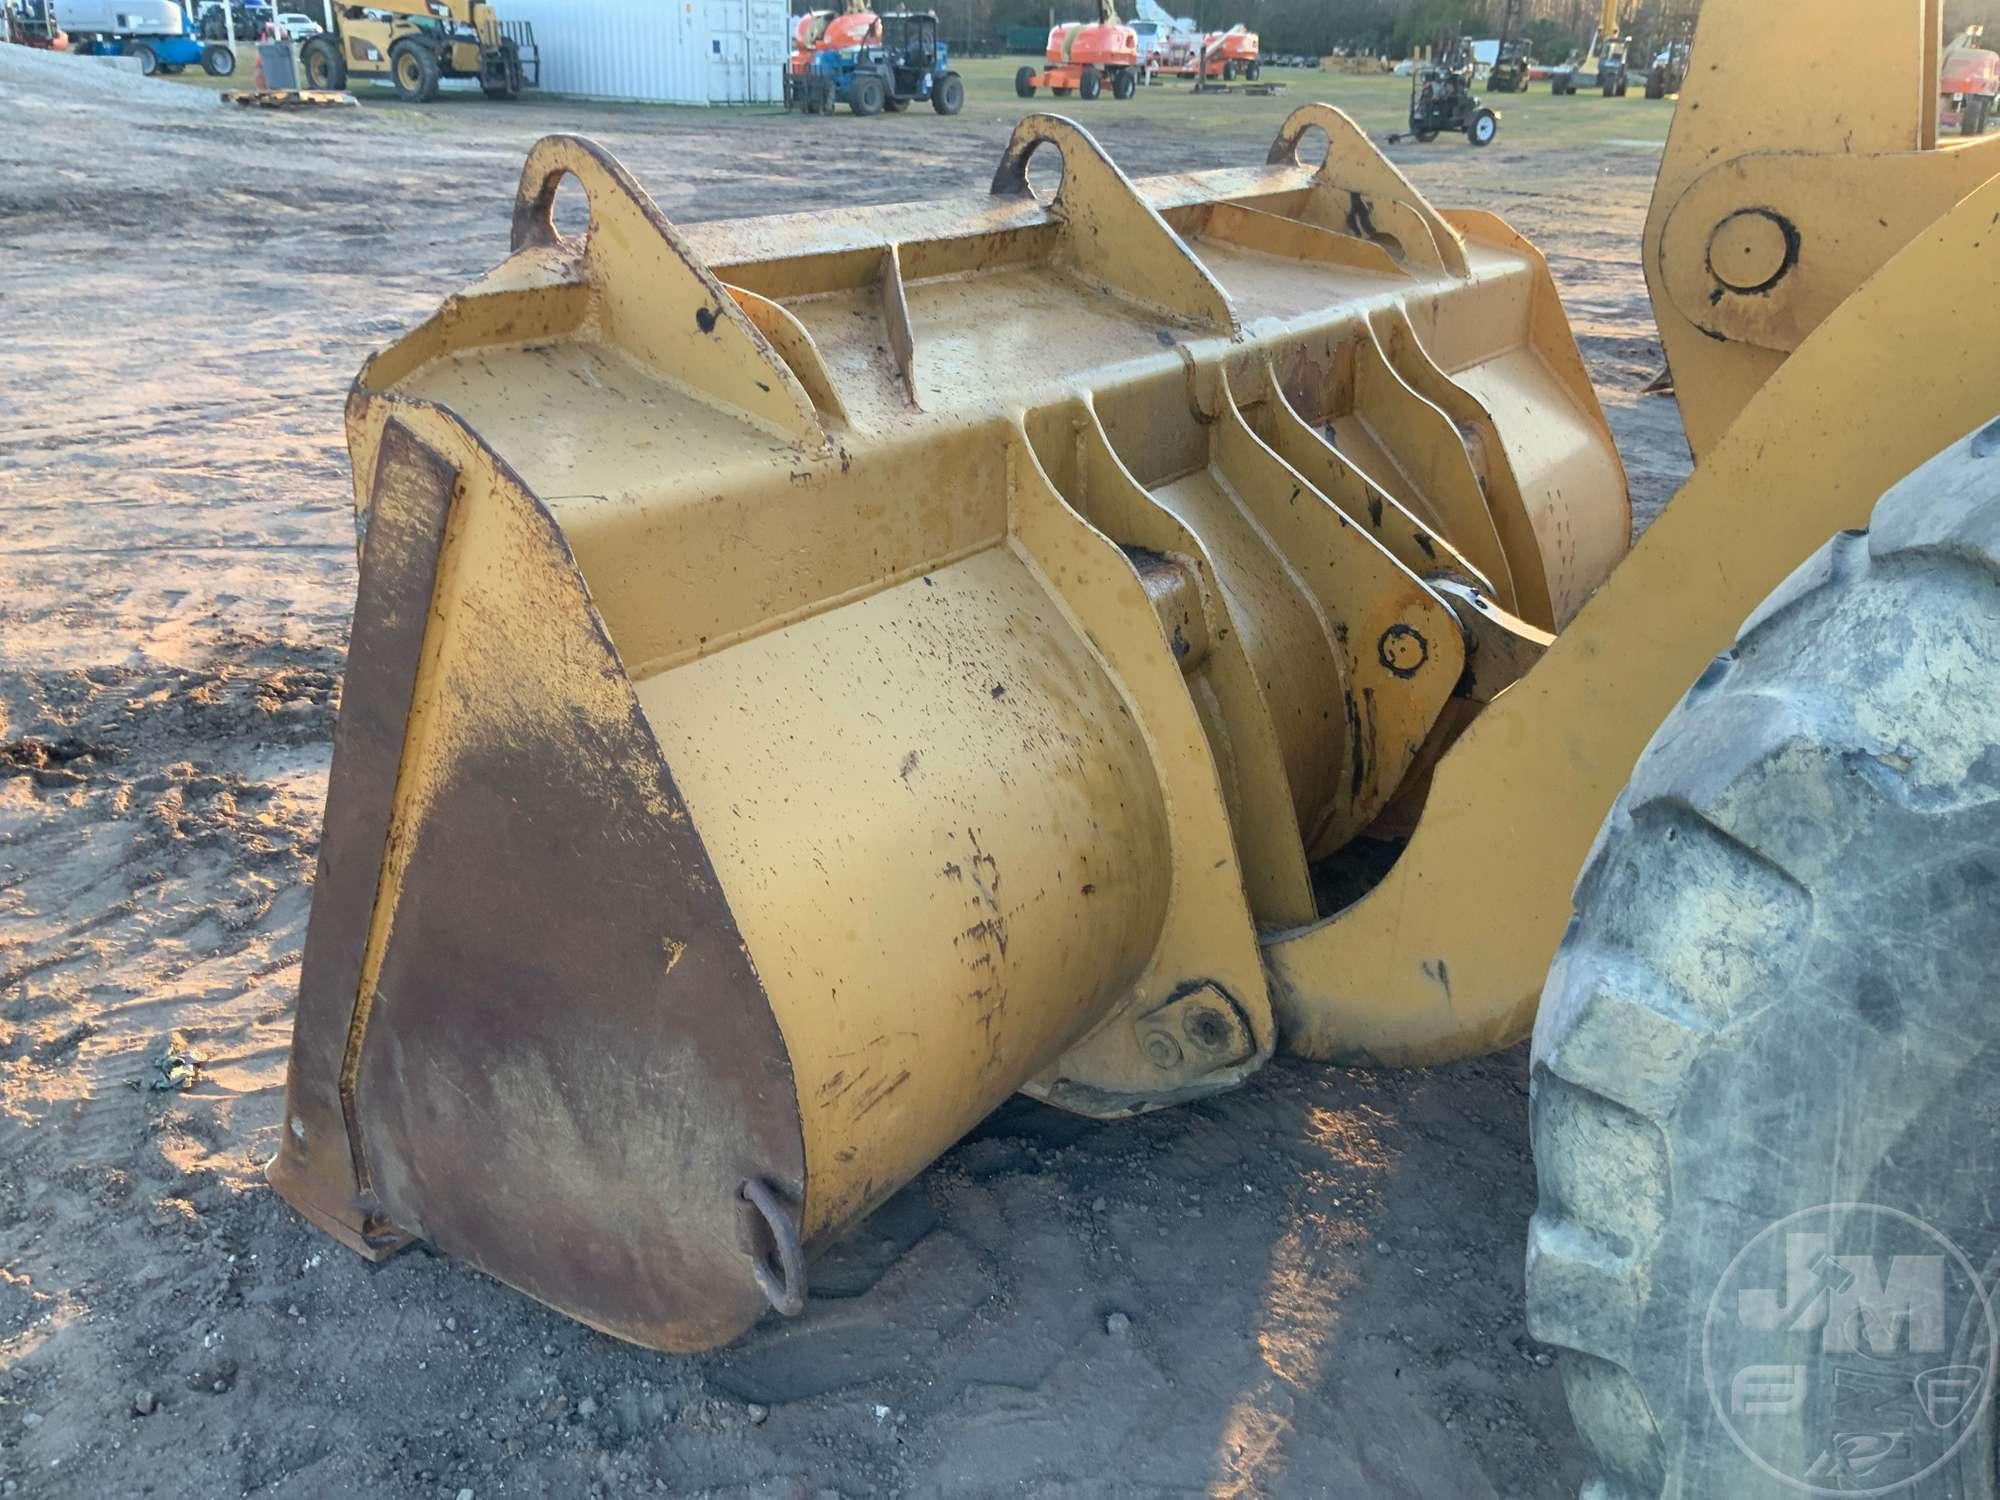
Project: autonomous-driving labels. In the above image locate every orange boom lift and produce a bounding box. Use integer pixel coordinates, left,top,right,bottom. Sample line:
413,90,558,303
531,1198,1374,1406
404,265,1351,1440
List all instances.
1193,24,1259,80
789,0,877,81
1015,0,1138,100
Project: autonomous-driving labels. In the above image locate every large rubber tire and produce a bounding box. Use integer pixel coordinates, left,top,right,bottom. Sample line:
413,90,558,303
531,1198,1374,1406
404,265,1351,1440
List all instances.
851,73,884,114
1221,57,1237,81
1467,108,1497,147
1245,59,1259,80
1112,64,1135,99
128,41,158,75
1015,64,1035,98
390,40,439,102
931,71,962,114
1965,96,1990,138
1528,426,2000,1500
300,34,343,89
1078,63,1100,99
201,41,234,76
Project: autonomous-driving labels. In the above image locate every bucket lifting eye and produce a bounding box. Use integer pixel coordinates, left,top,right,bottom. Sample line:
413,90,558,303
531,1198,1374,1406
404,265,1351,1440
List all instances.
738,1176,807,1317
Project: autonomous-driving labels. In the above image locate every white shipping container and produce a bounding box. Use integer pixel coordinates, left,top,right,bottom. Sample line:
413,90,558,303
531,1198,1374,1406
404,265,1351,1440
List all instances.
500,0,787,104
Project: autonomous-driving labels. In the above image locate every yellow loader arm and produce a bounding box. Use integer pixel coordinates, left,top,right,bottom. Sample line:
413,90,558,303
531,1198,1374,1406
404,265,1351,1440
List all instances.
1647,0,2000,458
1275,0,2000,1060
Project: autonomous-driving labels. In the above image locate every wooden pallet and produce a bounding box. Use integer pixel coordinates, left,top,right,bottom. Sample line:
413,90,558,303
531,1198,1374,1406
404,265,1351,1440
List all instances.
221,89,358,108
1189,80,1287,96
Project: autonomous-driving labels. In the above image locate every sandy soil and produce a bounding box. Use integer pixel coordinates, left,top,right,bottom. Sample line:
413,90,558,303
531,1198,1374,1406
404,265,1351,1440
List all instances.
0,60,1689,1499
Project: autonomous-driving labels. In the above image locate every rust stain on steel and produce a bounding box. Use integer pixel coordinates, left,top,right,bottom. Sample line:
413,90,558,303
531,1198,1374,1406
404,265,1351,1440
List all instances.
268,419,456,1255
272,411,808,1354
850,1069,913,1120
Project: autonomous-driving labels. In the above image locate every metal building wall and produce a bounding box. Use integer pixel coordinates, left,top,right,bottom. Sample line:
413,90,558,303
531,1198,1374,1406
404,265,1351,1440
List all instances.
501,0,786,104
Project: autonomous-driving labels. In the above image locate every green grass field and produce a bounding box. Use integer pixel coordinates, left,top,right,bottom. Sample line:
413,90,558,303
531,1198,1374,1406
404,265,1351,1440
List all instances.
159,47,1676,155
951,58,1675,150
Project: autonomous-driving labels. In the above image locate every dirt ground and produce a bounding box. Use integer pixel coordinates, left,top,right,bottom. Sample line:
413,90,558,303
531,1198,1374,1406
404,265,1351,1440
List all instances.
0,53,1690,1500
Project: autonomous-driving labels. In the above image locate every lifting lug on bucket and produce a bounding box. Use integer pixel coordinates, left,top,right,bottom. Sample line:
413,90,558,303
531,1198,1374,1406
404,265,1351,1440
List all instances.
738,1178,807,1318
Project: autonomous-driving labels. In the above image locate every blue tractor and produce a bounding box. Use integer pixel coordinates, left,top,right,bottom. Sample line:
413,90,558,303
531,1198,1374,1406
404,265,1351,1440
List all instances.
794,10,964,117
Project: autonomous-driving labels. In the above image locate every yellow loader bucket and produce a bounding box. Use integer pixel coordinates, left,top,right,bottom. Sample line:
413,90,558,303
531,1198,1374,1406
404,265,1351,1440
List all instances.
269,111,1629,1351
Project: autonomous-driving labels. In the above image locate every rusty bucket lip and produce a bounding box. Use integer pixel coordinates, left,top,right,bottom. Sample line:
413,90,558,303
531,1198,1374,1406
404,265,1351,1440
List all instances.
270,406,810,1353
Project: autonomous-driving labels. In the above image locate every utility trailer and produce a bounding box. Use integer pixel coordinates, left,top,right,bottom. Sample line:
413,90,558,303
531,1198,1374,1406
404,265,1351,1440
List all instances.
1394,33,1498,145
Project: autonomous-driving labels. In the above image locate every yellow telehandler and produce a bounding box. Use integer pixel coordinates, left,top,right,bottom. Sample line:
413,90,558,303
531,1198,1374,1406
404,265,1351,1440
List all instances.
270,0,2000,1490
299,0,536,102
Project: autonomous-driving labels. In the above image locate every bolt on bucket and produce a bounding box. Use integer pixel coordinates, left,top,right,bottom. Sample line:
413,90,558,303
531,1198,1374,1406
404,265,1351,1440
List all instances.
269,111,1627,1351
